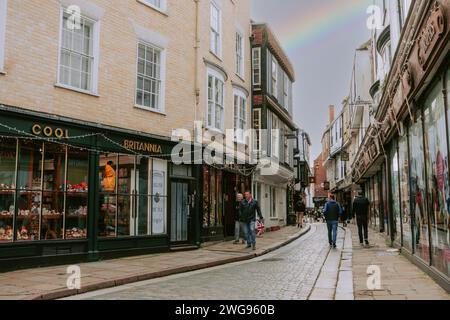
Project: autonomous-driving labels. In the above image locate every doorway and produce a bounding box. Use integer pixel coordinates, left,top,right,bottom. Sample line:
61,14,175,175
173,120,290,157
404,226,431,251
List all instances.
170,181,191,243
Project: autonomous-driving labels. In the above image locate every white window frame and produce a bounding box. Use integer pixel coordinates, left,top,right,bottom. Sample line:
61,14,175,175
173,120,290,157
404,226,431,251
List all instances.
0,0,6,73
210,1,222,58
206,67,225,132
271,113,280,159
271,57,278,98
252,47,261,87
137,0,167,13
135,41,166,113
233,89,247,143
57,6,100,95
235,30,244,78
283,73,289,108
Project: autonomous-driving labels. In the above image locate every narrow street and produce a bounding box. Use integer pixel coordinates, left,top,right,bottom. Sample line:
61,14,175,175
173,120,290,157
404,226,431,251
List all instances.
65,224,450,300
65,224,342,300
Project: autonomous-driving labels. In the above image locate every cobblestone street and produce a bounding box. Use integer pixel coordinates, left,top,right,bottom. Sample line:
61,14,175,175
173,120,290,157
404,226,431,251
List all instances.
68,224,332,300
66,223,450,300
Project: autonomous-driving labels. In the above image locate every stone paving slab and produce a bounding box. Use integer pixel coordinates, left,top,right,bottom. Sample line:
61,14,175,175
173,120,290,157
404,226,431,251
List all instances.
350,224,450,300
0,225,310,300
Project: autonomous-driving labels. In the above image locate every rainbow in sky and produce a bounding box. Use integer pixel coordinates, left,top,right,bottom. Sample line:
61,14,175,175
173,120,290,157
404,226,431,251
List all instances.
278,0,373,52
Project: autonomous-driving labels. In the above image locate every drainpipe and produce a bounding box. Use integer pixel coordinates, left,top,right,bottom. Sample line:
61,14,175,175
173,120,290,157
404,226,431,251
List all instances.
193,0,201,247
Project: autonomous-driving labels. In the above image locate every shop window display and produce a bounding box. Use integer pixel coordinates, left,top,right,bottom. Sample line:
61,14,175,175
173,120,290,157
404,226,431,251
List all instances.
98,154,167,237
17,141,44,241
390,142,401,244
0,138,16,242
65,148,88,239
399,135,412,251
424,79,450,277
409,113,430,262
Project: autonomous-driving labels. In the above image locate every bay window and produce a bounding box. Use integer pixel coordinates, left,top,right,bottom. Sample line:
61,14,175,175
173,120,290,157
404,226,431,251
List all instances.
233,90,247,143
207,69,225,131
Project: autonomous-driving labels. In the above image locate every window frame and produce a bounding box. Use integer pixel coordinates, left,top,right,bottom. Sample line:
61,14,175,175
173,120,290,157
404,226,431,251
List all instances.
253,108,262,154
210,1,222,58
235,30,244,78
233,89,247,143
252,47,261,87
137,0,167,14
57,6,100,95
135,41,166,113
0,0,6,73
271,56,278,98
206,67,225,132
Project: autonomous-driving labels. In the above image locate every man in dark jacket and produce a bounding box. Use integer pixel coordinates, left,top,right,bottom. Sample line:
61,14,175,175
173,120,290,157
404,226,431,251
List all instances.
240,191,264,250
352,191,370,247
323,194,342,248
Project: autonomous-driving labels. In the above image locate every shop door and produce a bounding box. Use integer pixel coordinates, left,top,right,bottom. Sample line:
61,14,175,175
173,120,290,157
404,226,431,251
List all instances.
170,181,191,243
224,175,237,238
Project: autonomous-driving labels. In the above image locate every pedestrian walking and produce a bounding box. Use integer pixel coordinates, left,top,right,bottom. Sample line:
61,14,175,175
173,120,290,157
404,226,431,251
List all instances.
352,191,371,247
323,194,343,248
295,197,306,228
240,191,264,250
233,193,244,244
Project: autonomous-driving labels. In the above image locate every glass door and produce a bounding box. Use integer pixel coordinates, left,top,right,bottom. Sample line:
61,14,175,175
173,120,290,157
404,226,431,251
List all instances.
170,181,190,243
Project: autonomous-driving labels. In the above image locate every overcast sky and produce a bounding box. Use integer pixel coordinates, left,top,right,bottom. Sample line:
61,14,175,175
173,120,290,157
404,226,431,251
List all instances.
251,0,372,161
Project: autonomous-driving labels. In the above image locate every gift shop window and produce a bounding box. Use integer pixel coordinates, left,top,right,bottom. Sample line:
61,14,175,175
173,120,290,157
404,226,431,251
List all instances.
0,139,89,242
98,154,167,238
423,77,450,278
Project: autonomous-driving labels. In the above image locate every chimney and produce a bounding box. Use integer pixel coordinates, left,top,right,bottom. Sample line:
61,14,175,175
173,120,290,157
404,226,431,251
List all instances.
328,105,335,124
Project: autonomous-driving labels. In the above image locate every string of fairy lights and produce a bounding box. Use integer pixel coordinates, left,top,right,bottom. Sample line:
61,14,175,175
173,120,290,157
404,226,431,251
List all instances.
0,120,262,177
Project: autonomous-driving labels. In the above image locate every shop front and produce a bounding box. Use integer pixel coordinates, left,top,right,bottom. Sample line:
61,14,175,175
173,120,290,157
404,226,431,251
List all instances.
201,165,252,242
353,0,450,290
0,105,199,271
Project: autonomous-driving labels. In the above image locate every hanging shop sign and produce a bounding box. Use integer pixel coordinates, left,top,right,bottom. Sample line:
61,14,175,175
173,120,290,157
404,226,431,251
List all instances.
31,124,69,139
341,151,349,162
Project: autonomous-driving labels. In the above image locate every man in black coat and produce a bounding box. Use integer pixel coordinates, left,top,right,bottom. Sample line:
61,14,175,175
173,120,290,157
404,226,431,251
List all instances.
240,191,264,250
352,191,371,247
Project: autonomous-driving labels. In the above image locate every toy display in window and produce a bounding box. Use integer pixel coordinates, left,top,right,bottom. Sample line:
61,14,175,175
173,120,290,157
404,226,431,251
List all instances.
103,161,116,192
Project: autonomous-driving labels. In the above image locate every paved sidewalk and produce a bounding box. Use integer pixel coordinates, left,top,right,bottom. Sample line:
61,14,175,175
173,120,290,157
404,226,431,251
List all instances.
0,225,310,300
350,224,450,300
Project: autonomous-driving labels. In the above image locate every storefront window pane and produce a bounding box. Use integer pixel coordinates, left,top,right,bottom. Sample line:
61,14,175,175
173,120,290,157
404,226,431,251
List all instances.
399,135,412,251
65,148,88,239
41,191,64,239
152,159,167,235
99,153,118,237
409,114,430,262
99,194,117,237
390,142,401,244
424,81,450,277
43,144,66,192
117,156,134,236
100,154,117,193
0,192,14,242
0,138,17,189
16,191,40,241
136,157,150,236
0,138,16,242
18,141,44,191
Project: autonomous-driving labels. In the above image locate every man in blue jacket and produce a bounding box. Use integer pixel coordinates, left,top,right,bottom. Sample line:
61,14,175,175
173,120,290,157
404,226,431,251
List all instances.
240,191,264,250
323,194,343,248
